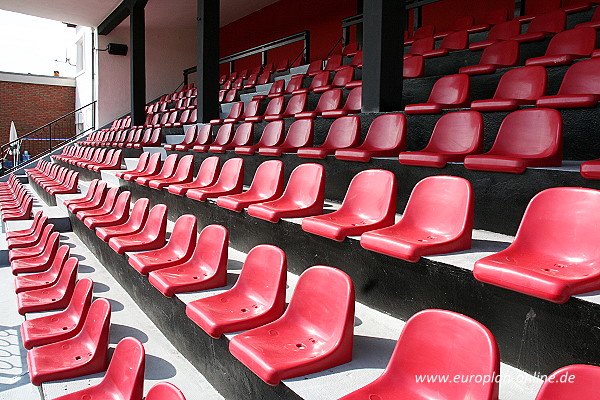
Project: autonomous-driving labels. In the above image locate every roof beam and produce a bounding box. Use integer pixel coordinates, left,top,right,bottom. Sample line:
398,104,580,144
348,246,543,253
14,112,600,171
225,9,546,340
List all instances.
98,0,148,35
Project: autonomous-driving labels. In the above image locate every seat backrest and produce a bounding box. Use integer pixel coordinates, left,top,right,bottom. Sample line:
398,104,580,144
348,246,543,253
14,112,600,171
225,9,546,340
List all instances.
281,119,314,147
102,337,145,399
286,75,305,93
242,100,261,118
342,42,360,56
148,127,162,145
131,128,143,144
558,58,600,95
283,93,307,114
428,74,470,105
143,152,162,175
535,364,600,399
361,113,407,151
268,79,285,96
510,187,600,259
409,37,435,55
182,125,198,145
213,124,235,146
281,163,324,205
343,87,362,111
383,309,499,399
79,298,111,351
195,124,212,145
146,382,187,400
140,128,152,143
257,121,285,147
527,9,566,34
230,244,287,306
452,15,474,30
63,277,93,325
111,191,132,218
224,89,237,102
490,108,563,159
126,198,151,230
482,7,509,25
188,224,229,277
156,153,179,178
494,66,547,100
214,157,244,188
231,123,254,146
138,204,168,237
257,70,271,84
414,24,435,39
402,176,474,239
228,102,244,119
337,169,396,220
307,59,324,75
309,71,331,90
404,55,424,78
314,89,342,112
100,187,120,211
194,156,220,186
441,30,468,51
544,27,596,57
480,40,519,66
331,67,354,86
165,214,197,254
263,96,285,116
246,160,284,197
172,154,195,180
321,115,360,149
423,111,484,154
283,266,354,342
324,54,343,71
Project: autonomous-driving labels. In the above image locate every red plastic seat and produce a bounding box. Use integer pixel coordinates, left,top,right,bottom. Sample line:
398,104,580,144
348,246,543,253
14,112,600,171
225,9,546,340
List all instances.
335,114,407,162
403,55,425,78
474,187,600,303
405,24,435,45
209,122,253,153
147,223,228,296
361,176,473,262
7,214,49,250
128,214,197,275
115,153,149,179
283,75,305,95
247,163,325,223
186,157,244,201
302,170,396,241
297,115,360,159
423,30,468,58
135,153,179,186
239,99,262,121
235,120,285,155
84,191,132,229
148,154,195,189
96,198,150,241
76,187,120,220
258,119,314,156
525,27,596,67
229,266,354,386
464,108,563,173
63,180,101,207
108,204,168,255
471,66,548,111
580,158,600,179
246,96,284,123
536,58,600,108
20,278,93,349
17,257,78,315
404,74,470,114
120,152,161,181
2,196,32,221
251,79,284,101
306,59,324,76
14,245,71,293
186,244,286,338
460,40,519,75
6,210,44,240
264,93,307,121
295,89,342,119
217,160,284,212
314,67,354,93
68,182,108,214
399,111,484,167
338,309,499,400
292,71,330,95
11,241,62,276
576,5,600,29
510,10,566,43
50,337,145,400
322,87,362,118
405,37,435,57
167,156,220,196
535,364,600,399
9,224,55,262
210,101,243,125
193,123,234,153
146,382,186,400
164,125,197,151
26,298,111,385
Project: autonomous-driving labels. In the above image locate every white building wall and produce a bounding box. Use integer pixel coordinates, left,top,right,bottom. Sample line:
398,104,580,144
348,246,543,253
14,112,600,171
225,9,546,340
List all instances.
74,25,95,134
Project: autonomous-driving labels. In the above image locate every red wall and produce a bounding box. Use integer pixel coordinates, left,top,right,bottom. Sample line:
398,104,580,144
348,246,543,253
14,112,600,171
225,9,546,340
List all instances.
220,0,358,75
0,81,75,156
421,0,515,33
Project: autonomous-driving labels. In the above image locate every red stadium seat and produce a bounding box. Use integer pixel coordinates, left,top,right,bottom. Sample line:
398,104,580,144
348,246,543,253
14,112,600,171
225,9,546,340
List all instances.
167,156,220,196
76,187,119,220
510,10,566,43
120,152,161,181
108,204,168,255
322,87,362,118
525,27,596,67
235,120,285,155
536,58,600,108
146,382,187,400
302,170,396,241
297,115,360,159
405,37,435,57
404,55,425,79
292,71,330,95
7,214,49,250
14,245,70,293
361,176,474,262
247,163,324,223
148,154,195,189
96,198,150,242
217,160,284,212
295,89,342,118
399,111,484,167
576,5,600,29
210,101,243,125
283,75,305,95
405,25,435,45
229,266,354,386
115,152,149,179
335,113,407,162
187,124,212,151
535,364,600,399
186,157,244,201
245,96,284,123
50,337,145,400
338,309,499,400
148,224,229,297
258,119,314,156
474,187,600,303
128,214,197,275
26,298,111,385
460,40,519,75
6,211,46,244
464,108,563,173
84,191,131,229
324,54,343,71
135,153,179,186
423,30,468,58
209,122,253,153
9,224,55,262
186,244,286,338
11,241,63,276
471,66,547,111
264,93,307,121
404,74,470,114
580,158,600,179
164,125,198,151
20,278,93,350
313,67,354,93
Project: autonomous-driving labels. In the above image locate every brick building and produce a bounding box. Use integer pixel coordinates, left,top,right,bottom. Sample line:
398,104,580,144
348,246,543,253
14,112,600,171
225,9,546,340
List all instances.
0,71,75,159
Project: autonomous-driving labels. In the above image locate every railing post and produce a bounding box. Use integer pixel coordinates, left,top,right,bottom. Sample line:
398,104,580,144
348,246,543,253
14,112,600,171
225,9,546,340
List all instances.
304,31,311,64
261,51,267,66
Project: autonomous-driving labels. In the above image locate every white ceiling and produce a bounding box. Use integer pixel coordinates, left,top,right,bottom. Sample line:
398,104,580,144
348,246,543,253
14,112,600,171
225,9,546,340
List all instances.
0,0,279,29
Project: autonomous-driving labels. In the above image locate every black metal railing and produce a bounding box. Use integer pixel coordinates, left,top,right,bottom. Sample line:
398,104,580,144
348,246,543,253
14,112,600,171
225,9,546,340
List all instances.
183,30,311,84
0,101,97,176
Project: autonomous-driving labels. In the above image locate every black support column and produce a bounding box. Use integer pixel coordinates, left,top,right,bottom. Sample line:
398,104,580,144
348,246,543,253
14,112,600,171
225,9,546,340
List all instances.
197,0,220,123
361,0,405,112
514,0,527,18
130,0,147,127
